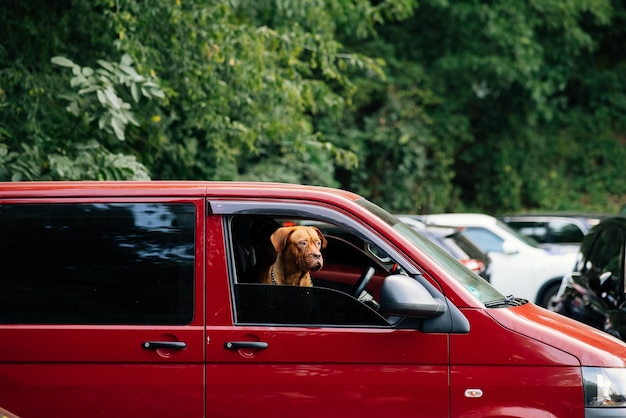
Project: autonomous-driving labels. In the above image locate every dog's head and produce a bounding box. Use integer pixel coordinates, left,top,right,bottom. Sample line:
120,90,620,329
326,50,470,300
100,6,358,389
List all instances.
270,226,327,272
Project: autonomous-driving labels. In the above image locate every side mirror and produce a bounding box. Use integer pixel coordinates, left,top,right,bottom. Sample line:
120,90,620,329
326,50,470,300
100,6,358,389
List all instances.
380,274,446,318
501,240,519,255
599,271,613,285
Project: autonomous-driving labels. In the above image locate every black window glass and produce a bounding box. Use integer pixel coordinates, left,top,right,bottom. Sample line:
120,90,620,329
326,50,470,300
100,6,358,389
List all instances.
549,221,584,243
581,227,624,306
235,284,389,326
0,203,195,324
507,221,548,243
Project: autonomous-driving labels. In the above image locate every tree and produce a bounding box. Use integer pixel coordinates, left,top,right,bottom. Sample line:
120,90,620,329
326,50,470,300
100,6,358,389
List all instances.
1,0,153,180
326,0,626,213
2,0,625,214
403,0,625,213
1,0,416,185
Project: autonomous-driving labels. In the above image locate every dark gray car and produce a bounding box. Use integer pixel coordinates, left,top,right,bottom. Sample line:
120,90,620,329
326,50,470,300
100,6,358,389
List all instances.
499,212,610,252
553,216,626,340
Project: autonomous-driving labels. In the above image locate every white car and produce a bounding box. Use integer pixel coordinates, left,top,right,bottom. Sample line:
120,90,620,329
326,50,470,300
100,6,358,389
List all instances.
410,213,577,307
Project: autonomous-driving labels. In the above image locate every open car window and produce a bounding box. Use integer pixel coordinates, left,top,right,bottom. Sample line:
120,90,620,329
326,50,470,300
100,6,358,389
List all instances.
214,198,502,313
227,214,401,327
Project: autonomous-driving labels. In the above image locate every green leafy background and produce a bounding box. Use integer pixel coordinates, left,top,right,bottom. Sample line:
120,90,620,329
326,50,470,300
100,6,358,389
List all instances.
2,0,625,215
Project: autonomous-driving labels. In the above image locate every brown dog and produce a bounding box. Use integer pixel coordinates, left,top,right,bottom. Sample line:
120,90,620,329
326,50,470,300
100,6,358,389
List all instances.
260,225,327,287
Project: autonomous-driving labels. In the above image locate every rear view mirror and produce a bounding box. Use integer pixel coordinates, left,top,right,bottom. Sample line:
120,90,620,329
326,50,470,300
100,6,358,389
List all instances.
380,274,446,318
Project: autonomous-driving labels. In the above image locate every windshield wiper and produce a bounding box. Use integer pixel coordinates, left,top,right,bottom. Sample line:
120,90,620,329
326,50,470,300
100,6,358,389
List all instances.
484,294,527,308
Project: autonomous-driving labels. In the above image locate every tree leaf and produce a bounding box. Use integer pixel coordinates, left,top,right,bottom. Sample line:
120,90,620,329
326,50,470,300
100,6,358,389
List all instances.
111,115,126,140
51,56,75,68
131,83,139,102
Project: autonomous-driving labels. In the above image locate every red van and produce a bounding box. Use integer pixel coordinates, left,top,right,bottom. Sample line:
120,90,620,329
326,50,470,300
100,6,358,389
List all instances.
0,181,625,418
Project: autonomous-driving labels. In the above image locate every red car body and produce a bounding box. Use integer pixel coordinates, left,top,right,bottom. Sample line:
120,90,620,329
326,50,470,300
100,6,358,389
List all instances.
0,181,625,418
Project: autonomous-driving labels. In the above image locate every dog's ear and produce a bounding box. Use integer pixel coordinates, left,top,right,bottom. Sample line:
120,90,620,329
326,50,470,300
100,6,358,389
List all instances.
269,226,296,252
310,226,328,249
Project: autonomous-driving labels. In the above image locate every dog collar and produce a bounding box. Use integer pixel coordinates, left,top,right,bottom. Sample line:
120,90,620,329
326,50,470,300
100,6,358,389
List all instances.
271,266,277,285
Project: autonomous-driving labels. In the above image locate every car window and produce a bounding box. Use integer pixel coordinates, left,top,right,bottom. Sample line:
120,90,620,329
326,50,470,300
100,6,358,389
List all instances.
439,235,472,259
218,200,503,312
461,227,504,253
549,220,584,243
228,214,392,327
420,229,469,260
388,223,502,303
507,221,548,243
496,220,542,248
451,232,489,263
579,226,624,304
234,284,389,326
0,203,196,324
506,218,586,244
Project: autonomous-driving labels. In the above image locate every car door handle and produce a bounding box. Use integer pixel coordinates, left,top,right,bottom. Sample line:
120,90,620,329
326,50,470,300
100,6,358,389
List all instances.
224,341,269,350
142,341,187,350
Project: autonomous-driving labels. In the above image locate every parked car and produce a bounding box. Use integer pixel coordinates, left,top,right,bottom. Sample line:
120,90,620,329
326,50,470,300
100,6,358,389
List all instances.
398,216,491,281
407,213,577,307
2,182,626,417
499,212,610,252
553,216,626,340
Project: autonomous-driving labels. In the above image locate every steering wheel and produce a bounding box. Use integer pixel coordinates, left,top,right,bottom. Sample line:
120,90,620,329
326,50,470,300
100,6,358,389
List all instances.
351,266,375,298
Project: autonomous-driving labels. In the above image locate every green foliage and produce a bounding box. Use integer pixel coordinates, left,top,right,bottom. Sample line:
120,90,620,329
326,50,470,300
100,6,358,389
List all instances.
360,0,626,213
0,1,159,181
51,54,165,141
100,0,396,183
1,0,626,215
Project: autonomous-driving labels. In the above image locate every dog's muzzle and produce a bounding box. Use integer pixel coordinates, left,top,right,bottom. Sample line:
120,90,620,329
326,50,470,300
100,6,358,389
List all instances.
302,252,323,272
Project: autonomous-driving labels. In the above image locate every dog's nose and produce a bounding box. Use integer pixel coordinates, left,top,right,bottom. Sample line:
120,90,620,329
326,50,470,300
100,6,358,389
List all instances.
312,252,321,260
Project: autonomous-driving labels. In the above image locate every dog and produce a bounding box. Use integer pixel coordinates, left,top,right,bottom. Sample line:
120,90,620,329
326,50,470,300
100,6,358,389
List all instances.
259,225,327,287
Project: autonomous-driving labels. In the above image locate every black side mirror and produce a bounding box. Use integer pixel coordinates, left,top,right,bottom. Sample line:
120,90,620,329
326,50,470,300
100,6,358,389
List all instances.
380,274,447,318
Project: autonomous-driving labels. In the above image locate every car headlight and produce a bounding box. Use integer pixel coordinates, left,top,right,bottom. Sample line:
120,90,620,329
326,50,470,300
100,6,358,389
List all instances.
583,367,626,407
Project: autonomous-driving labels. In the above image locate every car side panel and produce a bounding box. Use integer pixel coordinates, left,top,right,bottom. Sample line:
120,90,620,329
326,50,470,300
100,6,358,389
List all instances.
450,309,583,417
204,213,450,418
0,197,206,418
451,365,583,418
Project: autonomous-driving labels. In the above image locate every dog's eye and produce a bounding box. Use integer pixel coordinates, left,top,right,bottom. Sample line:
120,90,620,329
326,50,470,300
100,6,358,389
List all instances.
298,240,308,247
315,240,321,247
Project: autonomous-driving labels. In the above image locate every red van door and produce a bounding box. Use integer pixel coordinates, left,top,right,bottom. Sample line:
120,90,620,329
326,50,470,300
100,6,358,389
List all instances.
0,199,205,418
204,212,450,418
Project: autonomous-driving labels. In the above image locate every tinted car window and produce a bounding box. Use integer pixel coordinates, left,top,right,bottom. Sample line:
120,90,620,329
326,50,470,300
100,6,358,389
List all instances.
507,220,584,244
0,203,195,324
235,284,389,326
549,221,585,244
578,226,624,302
507,221,547,243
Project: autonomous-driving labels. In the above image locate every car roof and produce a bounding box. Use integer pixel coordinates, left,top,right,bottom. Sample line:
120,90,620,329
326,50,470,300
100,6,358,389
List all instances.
500,212,611,222
419,213,499,226
0,180,362,201
593,216,626,230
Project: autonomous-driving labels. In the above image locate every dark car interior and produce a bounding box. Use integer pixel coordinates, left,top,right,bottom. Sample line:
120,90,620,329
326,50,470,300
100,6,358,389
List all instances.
555,217,626,338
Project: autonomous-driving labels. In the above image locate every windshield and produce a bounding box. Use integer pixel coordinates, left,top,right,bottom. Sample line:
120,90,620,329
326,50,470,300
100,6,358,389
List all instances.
357,200,504,304
495,219,543,248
